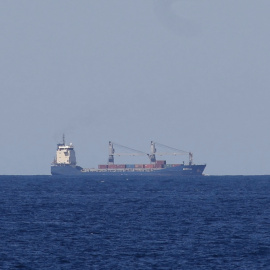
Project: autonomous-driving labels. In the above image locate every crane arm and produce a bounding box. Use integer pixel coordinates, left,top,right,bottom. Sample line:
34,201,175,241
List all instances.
153,141,194,164
155,152,189,156
154,142,190,154
113,153,149,156
111,142,149,156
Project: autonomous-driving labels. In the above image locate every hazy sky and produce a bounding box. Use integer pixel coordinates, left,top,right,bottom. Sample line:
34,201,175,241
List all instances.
1,0,270,175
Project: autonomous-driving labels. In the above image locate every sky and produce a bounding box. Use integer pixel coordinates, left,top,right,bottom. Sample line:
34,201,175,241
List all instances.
1,0,270,175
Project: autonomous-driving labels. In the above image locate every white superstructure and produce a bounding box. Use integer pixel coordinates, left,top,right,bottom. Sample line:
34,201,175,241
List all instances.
54,135,76,165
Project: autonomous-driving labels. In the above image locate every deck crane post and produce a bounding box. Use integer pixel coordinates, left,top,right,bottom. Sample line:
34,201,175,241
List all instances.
149,141,157,163
108,141,115,164
189,152,193,165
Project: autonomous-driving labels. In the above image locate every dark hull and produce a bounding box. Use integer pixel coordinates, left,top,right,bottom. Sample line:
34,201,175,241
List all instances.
51,164,206,176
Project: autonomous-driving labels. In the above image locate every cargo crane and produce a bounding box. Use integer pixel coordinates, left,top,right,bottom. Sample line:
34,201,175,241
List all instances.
108,141,193,165
108,141,149,164
150,141,193,165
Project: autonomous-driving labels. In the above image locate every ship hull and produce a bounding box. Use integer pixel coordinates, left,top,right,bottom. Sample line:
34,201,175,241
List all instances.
51,164,206,176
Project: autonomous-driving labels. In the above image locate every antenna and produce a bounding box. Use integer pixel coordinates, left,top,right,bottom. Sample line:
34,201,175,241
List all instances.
63,134,65,145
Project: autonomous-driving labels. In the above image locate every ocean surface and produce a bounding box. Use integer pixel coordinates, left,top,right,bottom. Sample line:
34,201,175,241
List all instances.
0,175,269,269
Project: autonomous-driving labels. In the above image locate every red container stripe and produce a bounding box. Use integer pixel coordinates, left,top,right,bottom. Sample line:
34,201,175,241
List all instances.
108,164,126,169
108,165,117,169
156,160,166,165
135,164,144,168
155,164,164,168
115,165,126,168
144,164,154,168
98,165,108,169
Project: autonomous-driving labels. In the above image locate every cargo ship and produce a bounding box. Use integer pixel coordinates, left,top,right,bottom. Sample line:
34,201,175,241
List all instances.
51,136,206,176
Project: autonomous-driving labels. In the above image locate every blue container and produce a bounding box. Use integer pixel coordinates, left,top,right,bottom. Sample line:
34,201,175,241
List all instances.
126,164,135,168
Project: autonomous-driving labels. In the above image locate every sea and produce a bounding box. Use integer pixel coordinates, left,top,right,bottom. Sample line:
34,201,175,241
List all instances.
0,175,269,270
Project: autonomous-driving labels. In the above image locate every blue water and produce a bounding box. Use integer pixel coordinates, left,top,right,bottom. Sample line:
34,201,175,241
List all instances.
0,175,269,269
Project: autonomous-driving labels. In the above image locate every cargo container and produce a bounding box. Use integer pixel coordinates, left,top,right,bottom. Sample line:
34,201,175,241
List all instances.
108,165,118,169
98,165,108,169
135,164,144,168
156,160,166,165
126,164,135,168
115,164,126,169
144,164,154,168
144,164,155,168
155,164,164,168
